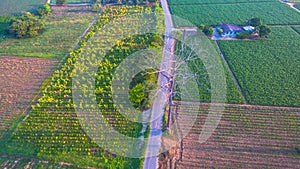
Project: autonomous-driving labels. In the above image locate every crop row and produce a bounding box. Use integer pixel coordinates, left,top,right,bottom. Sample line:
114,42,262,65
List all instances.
174,40,245,104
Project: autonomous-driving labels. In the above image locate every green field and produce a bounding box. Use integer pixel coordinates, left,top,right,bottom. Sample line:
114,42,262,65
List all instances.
0,13,95,59
175,40,245,104
51,0,91,3
170,2,300,26
168,0,276,5
218,27,300,106
0,0,45,16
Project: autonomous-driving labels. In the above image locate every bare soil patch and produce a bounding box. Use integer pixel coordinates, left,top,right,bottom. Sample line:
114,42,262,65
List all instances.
51,5,94,16
0,56,58,138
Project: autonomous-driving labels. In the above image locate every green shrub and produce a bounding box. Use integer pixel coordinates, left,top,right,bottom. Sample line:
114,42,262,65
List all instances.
258,24,271,37
10,12,45,38
203,26,214,36
218,28,223,34
236,32,251,39
37,4,51,17
247,17,262,27
91,3,102,12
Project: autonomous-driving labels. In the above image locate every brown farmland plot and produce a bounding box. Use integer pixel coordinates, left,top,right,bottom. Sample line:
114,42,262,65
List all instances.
0,56,57,138
163,103,300,168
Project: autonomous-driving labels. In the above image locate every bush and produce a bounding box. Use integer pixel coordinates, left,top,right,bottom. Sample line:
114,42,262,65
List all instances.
258,24,271,37
199,24,205,30
218,28,223,34
203,26,214,36
10,12,45,38
37,4,51,17
91,3,102,12
236,32,251,39
247,17,262,27
56,0,67,5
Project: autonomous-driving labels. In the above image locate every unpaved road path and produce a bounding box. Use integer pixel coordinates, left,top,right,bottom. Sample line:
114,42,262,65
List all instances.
143,0,175,168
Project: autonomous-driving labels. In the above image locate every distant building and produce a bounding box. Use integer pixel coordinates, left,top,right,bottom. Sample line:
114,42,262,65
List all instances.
243,26,255,32
216,24,255,37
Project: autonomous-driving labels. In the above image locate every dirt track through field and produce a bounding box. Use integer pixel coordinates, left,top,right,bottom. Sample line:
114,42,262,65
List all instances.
0,56,58,138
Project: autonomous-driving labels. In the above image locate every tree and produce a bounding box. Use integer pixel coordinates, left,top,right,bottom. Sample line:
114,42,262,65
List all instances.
218,28,223,34
202,26,214,36
248,17,262,27
236,31,251,39
199,24,205,30
56,0,67,5
37,4,51,17
10,12,45,38
258,24,271,37
129,83,145,109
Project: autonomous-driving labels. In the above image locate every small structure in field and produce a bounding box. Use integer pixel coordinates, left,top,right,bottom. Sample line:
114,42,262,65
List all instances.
216,24,255,37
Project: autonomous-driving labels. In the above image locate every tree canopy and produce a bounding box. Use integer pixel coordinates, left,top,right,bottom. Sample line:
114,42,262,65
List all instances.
248,17,262,27
10,12,45,38
258,24,271,37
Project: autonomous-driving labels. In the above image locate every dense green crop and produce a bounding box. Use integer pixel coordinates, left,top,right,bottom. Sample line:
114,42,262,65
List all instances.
170,2,300,26
174,41,245,104
168,0,276,5
218,27,300,106
294,4,300,10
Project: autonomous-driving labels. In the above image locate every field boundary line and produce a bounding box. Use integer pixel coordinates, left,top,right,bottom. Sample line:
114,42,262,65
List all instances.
268,24,300,26
289,26,300,35
214,40,247,104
